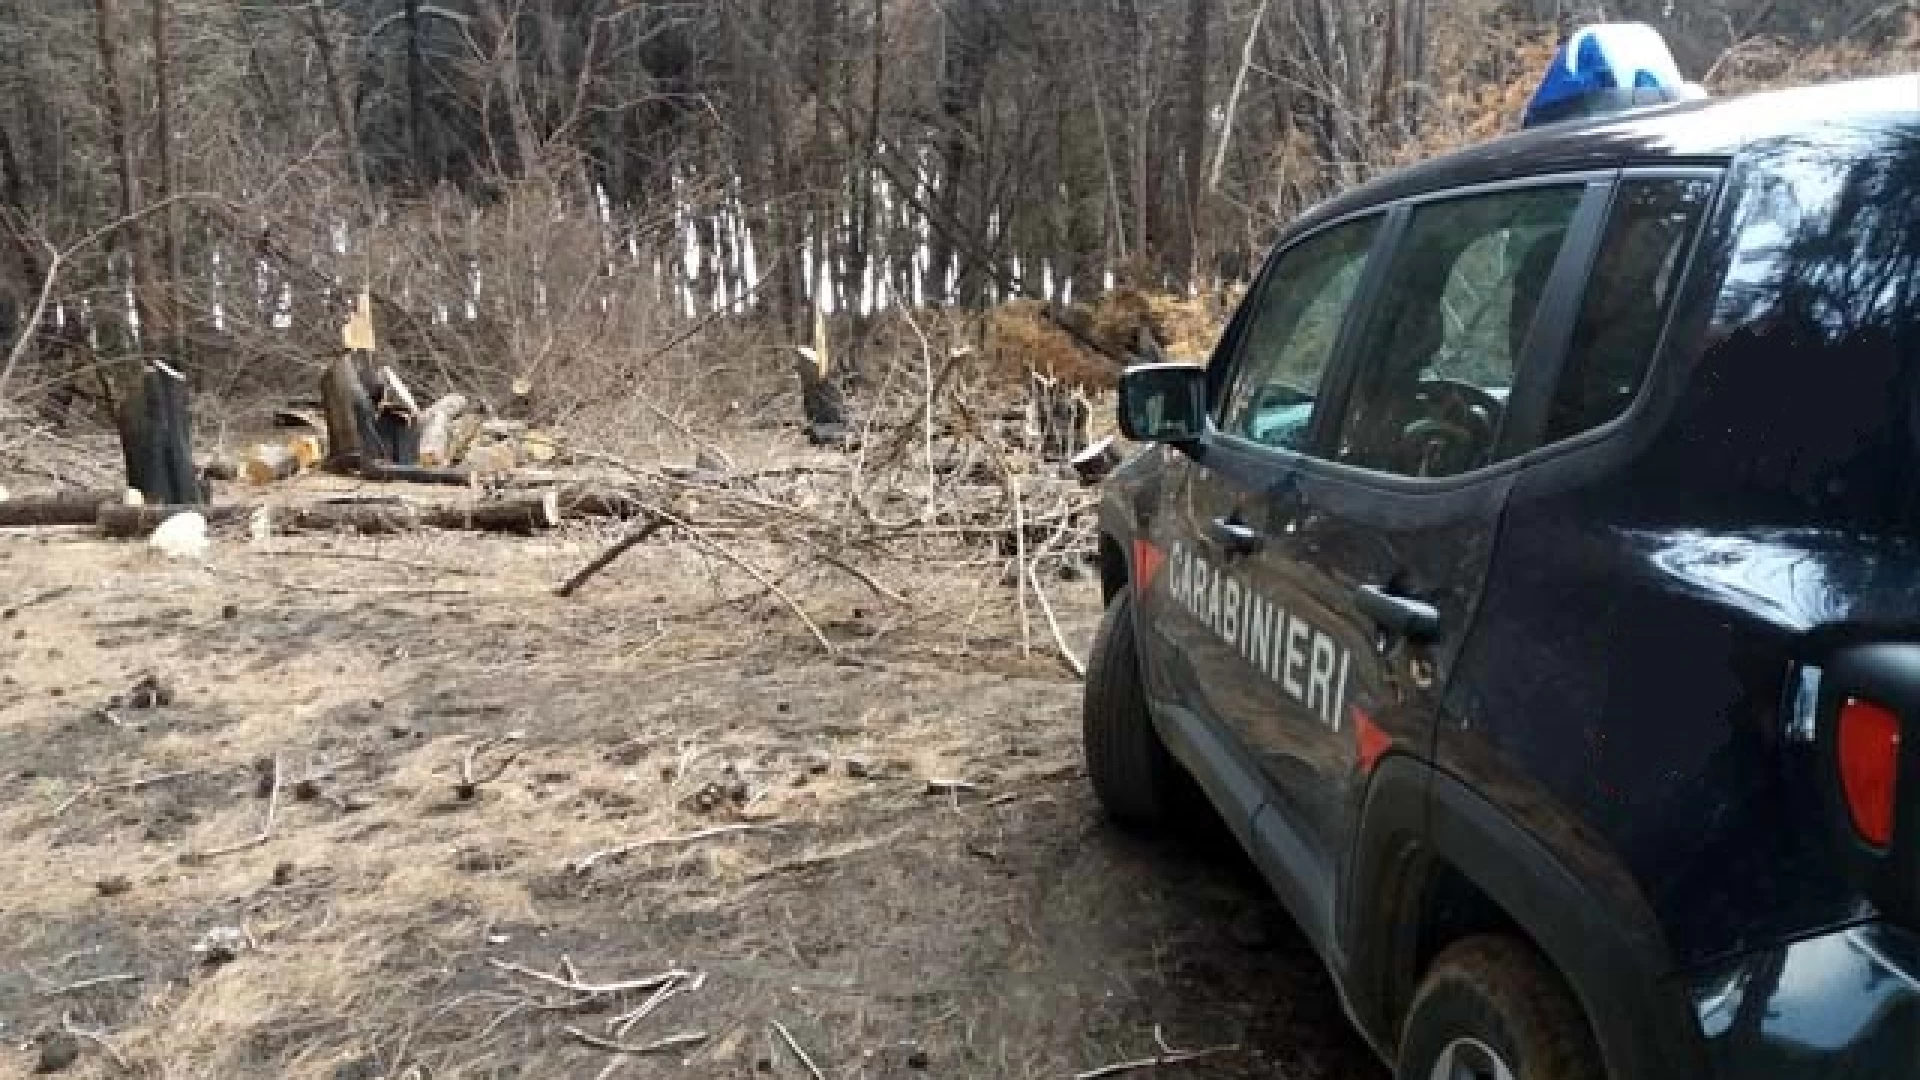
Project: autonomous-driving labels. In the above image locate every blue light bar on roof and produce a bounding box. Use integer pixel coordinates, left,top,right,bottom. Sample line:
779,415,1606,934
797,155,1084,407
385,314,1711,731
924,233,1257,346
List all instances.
1523,23,1706,129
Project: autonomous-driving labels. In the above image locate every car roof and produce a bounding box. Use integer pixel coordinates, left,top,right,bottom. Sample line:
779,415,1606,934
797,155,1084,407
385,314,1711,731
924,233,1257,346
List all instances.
1294,73,1920,233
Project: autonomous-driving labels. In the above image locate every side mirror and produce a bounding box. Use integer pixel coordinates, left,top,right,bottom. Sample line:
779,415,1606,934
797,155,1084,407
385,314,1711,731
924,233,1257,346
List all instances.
1118,363,1209,447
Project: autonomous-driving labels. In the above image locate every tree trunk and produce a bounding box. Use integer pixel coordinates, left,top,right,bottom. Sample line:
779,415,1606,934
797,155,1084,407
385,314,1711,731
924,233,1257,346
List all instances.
306,1,367,197
1180,0,1212,290
404,0,434,188
149,0,186,366
93,0,160,342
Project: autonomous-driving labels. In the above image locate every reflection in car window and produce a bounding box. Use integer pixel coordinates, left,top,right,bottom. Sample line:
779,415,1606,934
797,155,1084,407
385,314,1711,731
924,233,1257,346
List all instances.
1220,216,1380,451
1546,177,1715,442
1335,186,1583,479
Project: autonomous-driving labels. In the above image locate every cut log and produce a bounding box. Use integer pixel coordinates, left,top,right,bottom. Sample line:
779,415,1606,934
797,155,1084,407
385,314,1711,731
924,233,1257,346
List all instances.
449,414,484,464
241,444,299,485
422,492,559,535
417,394,469,467
358,462,472,486
98,503,251,539
117,360,203,505
0,491,118,528
248,493,559,537
289,435,325,471
1069,436,1123,486
320,354,384,471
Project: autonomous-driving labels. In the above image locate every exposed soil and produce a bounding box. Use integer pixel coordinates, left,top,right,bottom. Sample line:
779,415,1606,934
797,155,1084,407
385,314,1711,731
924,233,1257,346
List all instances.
0,454,1383,1078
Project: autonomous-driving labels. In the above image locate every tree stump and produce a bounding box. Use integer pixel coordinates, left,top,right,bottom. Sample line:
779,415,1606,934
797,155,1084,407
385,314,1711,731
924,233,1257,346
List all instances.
320,354,385,472
116,360,203,505
793,347,850,447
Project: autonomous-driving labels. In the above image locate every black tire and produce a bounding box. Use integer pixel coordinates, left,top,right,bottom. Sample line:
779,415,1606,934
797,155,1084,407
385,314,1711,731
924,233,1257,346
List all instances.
1082,588,1187,827
1397,936,1605,1080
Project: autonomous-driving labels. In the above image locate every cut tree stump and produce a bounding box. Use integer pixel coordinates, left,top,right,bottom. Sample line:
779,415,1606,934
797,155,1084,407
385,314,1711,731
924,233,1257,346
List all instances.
117,360,203,505
375,366,421,467
320,354,385,472
98,503,251,539
1069,436,1122,486
0,491,118,528
792,347,850,447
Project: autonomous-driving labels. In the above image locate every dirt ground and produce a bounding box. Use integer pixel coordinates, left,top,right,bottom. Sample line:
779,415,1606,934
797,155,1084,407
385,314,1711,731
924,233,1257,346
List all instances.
0,446,1383,1079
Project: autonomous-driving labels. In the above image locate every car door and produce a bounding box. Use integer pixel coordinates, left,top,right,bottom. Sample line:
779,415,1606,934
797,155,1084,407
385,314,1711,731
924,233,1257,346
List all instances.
1136,212,1387,839
1231,177,1616,946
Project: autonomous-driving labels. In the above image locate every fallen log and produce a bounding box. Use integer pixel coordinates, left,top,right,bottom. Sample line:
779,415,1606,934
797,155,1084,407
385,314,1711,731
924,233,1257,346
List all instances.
98,503,251,539
250,492,560,537
0,491,118,528
358,462,472,487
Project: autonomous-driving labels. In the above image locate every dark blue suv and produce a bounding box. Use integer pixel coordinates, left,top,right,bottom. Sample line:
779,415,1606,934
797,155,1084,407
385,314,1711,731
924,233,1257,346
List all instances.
1085,52,1920,1080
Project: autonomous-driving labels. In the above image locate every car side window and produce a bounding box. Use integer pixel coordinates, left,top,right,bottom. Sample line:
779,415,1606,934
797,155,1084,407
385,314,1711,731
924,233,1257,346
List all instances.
1545,177,1716,441
1333,186,1583,479
1219,216,1380,451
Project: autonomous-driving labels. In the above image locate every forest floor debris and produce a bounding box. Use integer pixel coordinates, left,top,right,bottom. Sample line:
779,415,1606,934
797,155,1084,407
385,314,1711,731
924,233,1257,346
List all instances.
0,423,1378,1079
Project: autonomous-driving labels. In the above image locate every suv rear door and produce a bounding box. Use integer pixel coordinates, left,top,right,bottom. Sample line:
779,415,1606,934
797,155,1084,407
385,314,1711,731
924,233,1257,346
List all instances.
1224,176,1616,945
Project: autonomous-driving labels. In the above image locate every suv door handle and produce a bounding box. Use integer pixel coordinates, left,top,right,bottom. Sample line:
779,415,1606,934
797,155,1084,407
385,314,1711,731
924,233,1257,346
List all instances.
1206,516,1263,555
1356,584,1441,641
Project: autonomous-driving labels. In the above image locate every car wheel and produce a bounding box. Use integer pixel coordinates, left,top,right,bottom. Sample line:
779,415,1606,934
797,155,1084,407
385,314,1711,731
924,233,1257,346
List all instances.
1397,936,1604,1080
1082,588,1188,827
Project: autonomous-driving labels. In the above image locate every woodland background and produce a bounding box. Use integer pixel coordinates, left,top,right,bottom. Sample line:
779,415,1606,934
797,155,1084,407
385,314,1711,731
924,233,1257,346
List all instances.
0,0,1915,433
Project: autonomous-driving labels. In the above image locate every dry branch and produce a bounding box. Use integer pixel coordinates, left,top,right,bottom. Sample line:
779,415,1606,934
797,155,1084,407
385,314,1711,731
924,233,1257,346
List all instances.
569,822,785,874
195,755,279,859
771,1020,828,1080
566,1028,708,1056
1075,1028,1238,1079
52,769,197,816
486,958,691,997
40,972,142,997
555,516,669,598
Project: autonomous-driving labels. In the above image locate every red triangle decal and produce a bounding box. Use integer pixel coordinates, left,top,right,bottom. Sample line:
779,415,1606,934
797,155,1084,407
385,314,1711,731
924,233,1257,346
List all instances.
1133,539,1166,589
1354,706,1393,775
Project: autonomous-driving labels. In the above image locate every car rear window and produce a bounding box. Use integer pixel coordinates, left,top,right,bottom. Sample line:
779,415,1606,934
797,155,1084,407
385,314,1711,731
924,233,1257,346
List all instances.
1545,177,1716,442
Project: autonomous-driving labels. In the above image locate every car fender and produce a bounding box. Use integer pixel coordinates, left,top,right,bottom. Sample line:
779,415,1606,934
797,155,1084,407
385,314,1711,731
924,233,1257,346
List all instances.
1343,756,1708,1079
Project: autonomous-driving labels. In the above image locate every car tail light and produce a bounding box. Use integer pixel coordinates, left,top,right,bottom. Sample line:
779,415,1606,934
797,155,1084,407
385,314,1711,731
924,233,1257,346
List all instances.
1838,698,1902,848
